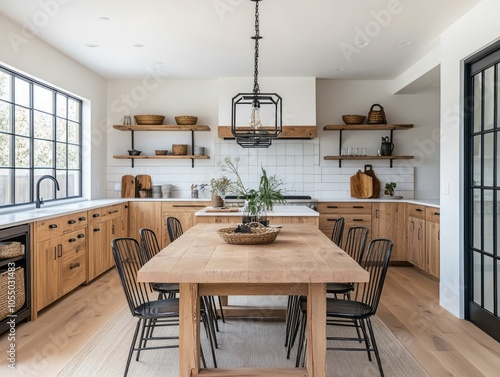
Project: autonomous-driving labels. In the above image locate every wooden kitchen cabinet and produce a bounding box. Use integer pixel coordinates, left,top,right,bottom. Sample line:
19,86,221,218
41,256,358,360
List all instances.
425,208,440,278
406,204,426,271
371,202,406,262
35,227,87,312
317,202,372,245
87,203,128,281
128,201,162,242
161,201,210,247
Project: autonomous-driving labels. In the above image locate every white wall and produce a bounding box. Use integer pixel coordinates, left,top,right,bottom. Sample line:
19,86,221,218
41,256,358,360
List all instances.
440,0,500,318
0,13,108,199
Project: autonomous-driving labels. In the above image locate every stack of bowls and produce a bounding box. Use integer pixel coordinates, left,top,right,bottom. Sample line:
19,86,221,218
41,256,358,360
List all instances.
152,185,161,199
162,184,172,198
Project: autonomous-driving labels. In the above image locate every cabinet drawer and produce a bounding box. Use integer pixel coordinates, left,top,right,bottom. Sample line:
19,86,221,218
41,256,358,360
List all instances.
62,253,86,295
425,207,440,223
101,204,124,220
61,229,87,259
88,208,103,224
407,204,426,219
35,211,88,240
162,201,211,212
317,202,372,215
345,215,372,228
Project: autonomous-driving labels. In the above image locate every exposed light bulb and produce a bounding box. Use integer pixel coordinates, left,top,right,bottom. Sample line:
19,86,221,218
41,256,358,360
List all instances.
249,101,262,129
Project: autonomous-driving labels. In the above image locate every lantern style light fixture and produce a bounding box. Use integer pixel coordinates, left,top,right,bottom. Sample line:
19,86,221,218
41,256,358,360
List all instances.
231,0,282,148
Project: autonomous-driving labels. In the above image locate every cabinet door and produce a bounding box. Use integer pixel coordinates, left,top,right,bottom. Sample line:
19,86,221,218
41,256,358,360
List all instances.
407,216,425,270
372,203,406,261
161,201,211,247
60,229,87,295
426,221,440,278
128,202,162,242
35,239,61,311
88,220,108,281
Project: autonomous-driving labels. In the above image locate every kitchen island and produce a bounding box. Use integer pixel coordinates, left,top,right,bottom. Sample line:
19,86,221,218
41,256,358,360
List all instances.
195,204,319,227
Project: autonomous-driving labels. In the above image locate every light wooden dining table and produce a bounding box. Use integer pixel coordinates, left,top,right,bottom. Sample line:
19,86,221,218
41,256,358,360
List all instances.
137,223,369,377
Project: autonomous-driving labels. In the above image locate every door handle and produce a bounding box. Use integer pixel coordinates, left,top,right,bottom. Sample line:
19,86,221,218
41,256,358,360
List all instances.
48,224,58,229
327,205,338,209
79,216,86,221
69,263,81,270
58,244,63,258
68,238,76,243
53,246,57,261
92,213,100,218
77,233,85,239
67,220,76,224
94,227,101,232
108,210,119,214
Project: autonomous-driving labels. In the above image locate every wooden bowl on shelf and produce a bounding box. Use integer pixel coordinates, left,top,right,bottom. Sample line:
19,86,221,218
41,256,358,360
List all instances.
134,115,165,125
342,115,366,125
175,116,198,125
155,150,168,155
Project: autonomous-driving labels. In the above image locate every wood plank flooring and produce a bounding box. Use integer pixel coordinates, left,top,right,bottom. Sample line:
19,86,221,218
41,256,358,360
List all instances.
0,267,499,376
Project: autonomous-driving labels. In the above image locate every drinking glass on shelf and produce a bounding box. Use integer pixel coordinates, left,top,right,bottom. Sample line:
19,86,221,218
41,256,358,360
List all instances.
361,147,367,156
353,147,358,156
347,147,353,156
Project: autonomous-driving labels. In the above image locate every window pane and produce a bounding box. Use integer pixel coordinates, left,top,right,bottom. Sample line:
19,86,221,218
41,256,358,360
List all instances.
0,169,13,206
68,121,79,144
0,71,11,101
484,67,495,130
68,98,80,122
15,106,30,136
484,192,494,254
484,256,494,312
34,139,53,168
0,133,11,167
474,73,482,133
56,118,66,142
484,132,494,186
34,110,54,140
473,251,482,305
55,170,67,197
33,84,53,113
56,142,67,168
15,136,30,168
473,135,481,186
68,145,80,169
473,191,482,250
15,77,30,107
56,93,67,118
0,101,12,133
14,169,30,204
67,170,80,197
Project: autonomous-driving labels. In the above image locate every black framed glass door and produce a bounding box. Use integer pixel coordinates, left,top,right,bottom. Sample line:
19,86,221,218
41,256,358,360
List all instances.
464,43,500,342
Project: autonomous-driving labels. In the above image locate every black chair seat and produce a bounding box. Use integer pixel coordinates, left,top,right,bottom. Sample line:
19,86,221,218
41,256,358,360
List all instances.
326,298,373,319
152,282,180,294
134,298,180,318
326,282,354,294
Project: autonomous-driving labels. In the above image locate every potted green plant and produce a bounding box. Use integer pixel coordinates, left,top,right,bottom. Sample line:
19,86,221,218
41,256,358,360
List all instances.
384,182,397,196
208,176,231,208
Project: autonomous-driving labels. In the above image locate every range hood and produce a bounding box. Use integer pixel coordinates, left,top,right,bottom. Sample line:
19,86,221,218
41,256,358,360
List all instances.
217,125,317,140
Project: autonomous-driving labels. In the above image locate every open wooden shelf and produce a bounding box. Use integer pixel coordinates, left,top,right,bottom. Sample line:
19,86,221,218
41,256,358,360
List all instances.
113,155,210,160
113,125,211,132
323,124,413,131
218,125,317,139
324,155,414,161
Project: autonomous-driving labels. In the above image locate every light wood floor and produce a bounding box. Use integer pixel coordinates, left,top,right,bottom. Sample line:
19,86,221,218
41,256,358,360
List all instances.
1,267,499,376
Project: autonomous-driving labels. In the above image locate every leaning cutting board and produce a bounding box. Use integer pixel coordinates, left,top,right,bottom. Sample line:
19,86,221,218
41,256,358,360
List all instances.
135,175,152,197
121,175,136,198
363,164,380,198
350,170,373,199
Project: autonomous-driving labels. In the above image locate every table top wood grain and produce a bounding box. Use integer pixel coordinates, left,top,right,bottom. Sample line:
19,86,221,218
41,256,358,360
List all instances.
138,223,368,284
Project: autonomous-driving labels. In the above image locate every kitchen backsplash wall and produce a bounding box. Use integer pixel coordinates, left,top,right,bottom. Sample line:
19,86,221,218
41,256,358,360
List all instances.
106,136,414,200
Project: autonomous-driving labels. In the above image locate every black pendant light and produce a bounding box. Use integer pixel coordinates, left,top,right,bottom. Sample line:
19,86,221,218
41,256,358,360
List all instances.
231,0,282,148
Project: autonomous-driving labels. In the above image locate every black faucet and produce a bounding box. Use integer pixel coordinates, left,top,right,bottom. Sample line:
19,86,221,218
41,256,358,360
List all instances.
35,175,60,208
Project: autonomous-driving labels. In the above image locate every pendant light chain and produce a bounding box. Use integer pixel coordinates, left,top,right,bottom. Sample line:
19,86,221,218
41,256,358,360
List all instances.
253,0,260,95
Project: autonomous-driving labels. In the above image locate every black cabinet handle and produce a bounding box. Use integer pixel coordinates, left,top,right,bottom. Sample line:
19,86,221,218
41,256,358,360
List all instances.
93,227,101,232
416,208,423,212
58,244,63,258
79,216,86,221
68,219,76,224
353,218,364,222
434,212,440,216
68,238,76,243
69,263,81,270
77,233,85,239
108,210,119,214
48,224,58,229
327,205,338,209
92,213,100,218
124,205,128,208
353,206,364,209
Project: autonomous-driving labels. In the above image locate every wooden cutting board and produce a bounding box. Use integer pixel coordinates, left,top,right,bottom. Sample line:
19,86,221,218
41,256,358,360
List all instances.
121,175,136,198
135,175,152,197
350,170,373,199
364,164,381,198
205,207,240,213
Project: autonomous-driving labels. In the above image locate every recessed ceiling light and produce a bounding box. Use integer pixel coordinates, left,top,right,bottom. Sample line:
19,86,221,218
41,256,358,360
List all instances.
86,44,100,48
97,16,109,21
133,44,144,48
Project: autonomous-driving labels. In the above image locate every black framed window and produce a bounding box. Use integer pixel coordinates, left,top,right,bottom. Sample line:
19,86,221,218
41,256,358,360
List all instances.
0,65,82,209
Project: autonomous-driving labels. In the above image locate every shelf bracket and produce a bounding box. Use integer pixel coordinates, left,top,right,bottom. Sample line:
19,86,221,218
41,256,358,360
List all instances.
130,130,135,168
338,130,343,168
191,130,195,168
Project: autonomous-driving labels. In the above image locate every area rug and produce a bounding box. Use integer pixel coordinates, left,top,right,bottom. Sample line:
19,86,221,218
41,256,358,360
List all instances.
58,297,428,377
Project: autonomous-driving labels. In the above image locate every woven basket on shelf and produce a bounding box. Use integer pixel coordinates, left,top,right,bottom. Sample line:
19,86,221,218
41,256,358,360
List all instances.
172,144,188,155
217,223,280,245
175,116,198,125
134,115,165,125
342,115,366,125
0,267,25,320
367,104,387,124
0,242,24,259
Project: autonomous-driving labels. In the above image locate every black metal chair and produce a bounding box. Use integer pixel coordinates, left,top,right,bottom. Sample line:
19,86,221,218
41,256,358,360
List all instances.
295,238,394,376
111,237,217,375
139,228,179,299
326,226,369,298
330,217,345,246
166,216,183,242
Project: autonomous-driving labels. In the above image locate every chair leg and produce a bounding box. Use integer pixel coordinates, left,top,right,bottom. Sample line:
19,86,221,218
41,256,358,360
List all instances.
295,309,307,368
359,319,372,361
201,310,218,368
125,319,142,377
217,296,226,323
366,318,385,377
136,318,149,361
210,296,220,332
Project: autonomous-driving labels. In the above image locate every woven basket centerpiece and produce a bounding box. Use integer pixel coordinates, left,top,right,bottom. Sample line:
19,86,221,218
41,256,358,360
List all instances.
342,115,366,125
367,104,387,124
172,144,188,155
175,116,198,125
134,115,165,125
217,223,280,245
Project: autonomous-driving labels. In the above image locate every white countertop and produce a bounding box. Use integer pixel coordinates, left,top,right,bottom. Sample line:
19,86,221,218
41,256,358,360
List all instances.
317,198,440,208
195,205,319,217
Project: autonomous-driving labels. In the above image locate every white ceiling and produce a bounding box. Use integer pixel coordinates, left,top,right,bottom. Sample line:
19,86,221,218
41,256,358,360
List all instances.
0,0,481,80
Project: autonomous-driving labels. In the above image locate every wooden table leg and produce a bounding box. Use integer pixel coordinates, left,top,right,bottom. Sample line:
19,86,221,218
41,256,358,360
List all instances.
180,283,200,377
307,283,327,377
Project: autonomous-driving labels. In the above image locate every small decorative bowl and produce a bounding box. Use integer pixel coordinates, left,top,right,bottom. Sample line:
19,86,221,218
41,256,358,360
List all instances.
175,116,198,125
155,150,168,155
128,149,142,156
342,115,366,125
134,115,165,125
